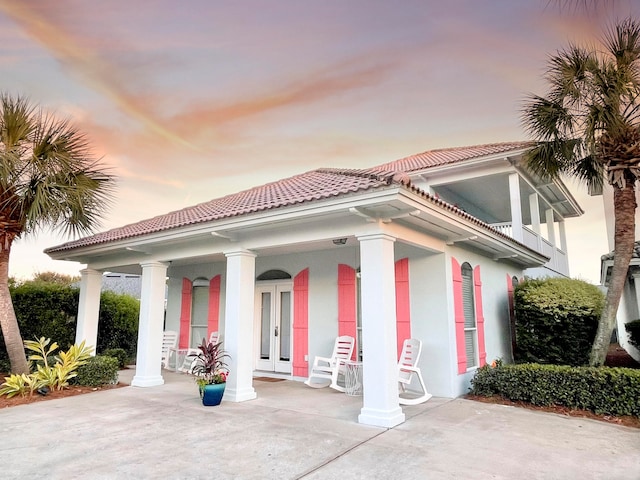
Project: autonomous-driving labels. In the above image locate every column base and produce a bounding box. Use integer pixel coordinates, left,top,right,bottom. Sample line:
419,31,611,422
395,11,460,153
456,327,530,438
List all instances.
358,407,405,428
131,374,165,387
224,386,257,402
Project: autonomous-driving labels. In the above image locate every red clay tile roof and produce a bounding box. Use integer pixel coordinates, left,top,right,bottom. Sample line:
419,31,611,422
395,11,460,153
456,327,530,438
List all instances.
376,141,534,173
45,168,409,253
45,142,535,254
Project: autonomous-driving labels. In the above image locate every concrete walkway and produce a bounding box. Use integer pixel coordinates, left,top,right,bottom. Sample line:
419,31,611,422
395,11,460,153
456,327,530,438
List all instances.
0,369,638,479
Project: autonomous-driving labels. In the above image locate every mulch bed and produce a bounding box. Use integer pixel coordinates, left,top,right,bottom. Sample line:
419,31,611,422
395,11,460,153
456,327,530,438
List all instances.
0,382,126,409
466,343,640,429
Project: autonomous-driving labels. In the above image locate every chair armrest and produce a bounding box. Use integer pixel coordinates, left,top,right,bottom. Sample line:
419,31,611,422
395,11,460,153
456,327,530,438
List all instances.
312,355,332,368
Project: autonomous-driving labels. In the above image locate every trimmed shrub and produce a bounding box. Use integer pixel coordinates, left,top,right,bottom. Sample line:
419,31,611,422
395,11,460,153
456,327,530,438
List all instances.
74,355,119,387
6,282,79,355
0,281,140,367
101,348,129,369
97,291,139,360
626,319,640,350
470,362,640,417
514,278,604,366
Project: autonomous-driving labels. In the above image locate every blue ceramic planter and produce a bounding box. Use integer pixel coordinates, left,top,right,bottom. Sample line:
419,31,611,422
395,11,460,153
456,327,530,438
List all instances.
200,383,226,406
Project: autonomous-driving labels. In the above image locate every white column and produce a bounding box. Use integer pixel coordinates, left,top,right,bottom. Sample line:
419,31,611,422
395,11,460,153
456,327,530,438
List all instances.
545,208,556,246
529,193,541,235
76,268,102,352
508,173,523,242
558,219,567,252
357,233,405,428
131,261,169,388
223,249,257,402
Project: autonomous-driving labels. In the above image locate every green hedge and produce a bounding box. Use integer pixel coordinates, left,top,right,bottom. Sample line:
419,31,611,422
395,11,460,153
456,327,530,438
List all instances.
74,355,119,387
101,348,129,369
0,282,140,366
514,278,604,366
96,291,139,359
470,362,640,417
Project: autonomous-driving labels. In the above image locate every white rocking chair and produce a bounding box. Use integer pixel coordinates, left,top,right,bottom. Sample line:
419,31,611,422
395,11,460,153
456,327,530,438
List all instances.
304,335,355,392
161,330,178,369
398,338,432,405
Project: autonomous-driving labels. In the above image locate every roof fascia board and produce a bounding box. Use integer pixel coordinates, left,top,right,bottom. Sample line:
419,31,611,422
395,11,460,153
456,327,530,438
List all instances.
409,149,529,177
47,186,408,259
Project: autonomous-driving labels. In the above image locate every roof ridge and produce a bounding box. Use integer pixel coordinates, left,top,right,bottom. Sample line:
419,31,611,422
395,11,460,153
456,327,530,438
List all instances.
397,140,535,159
316,167,412,186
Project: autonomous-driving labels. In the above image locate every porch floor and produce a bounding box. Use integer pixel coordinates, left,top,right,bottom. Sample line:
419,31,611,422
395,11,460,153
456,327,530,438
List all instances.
0,368,636,479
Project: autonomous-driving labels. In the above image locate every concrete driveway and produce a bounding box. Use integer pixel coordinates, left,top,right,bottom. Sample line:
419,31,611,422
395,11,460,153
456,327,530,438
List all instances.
0,370,638,479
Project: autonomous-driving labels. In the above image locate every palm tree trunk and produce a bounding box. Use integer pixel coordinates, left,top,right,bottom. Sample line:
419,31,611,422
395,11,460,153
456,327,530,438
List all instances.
0,245,28,374
589,182,637,366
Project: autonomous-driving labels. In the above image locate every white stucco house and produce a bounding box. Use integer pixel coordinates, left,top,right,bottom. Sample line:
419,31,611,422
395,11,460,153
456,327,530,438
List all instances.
46,141,582,427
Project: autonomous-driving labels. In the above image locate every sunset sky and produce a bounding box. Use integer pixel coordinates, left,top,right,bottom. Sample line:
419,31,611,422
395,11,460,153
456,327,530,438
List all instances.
1,0,638,284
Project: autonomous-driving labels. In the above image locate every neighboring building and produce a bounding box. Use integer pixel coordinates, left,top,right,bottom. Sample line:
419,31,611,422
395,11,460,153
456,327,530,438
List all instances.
600,242,640,361
101,273,142,299
45,141,582,427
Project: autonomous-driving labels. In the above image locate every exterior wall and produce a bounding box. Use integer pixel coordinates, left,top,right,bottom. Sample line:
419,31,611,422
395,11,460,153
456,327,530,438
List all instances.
405,250,451,397
254,247,360,379
445,246,523,397
166,263,227,342
163,241,524,398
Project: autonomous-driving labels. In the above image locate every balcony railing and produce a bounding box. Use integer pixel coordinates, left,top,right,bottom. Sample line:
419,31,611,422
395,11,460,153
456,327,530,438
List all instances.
490,222,569,276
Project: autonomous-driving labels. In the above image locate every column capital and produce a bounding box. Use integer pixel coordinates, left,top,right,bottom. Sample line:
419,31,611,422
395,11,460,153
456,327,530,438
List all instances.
356,232,397,243
223,248,256,259
140,261,170,270
80,268,102,277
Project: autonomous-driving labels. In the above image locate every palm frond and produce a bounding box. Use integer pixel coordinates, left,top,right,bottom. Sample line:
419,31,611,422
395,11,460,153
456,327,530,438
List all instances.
0,93,116,242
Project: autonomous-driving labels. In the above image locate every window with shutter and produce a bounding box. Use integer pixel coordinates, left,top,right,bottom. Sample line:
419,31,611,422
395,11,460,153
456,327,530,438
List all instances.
461,263,477,369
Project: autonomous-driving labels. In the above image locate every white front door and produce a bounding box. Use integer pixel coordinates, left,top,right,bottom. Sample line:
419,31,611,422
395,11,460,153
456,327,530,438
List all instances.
254,282,293,373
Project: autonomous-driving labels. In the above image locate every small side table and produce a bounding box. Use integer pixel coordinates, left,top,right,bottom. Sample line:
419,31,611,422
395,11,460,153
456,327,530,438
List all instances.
344,360,363,396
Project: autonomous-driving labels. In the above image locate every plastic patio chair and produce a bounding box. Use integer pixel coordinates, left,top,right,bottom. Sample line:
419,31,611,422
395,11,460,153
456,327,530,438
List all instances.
304,335,355,392
398,338,432,405
161,330,178,369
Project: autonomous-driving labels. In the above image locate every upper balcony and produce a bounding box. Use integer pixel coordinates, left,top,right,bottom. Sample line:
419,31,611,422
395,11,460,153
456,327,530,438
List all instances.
409,158,581,278
490,222,569,276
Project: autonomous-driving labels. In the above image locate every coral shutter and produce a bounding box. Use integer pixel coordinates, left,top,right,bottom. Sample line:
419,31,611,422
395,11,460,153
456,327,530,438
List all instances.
507,274,516,358
179,278,192,349
474,266,487,367
338,264,357,359
207,275,221,337
395,258,411,358
451,258,467,374
293,268,309,377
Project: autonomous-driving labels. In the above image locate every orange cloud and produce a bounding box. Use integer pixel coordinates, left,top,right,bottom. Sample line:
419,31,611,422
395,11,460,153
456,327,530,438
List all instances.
0,0,198,150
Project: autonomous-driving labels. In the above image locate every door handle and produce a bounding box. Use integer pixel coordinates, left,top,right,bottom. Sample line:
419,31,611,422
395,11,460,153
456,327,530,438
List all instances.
275,326,279,337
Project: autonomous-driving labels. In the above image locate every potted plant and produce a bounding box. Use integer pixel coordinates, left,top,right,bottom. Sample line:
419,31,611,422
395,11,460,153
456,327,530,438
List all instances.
192,337,230,406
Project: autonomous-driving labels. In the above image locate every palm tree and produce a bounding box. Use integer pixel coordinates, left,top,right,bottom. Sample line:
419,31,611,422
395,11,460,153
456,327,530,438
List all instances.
522,18,640,366
0,94,115,374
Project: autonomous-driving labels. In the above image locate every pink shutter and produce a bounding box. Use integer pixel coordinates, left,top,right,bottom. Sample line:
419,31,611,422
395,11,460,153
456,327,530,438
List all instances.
451,258,467,374
338,264,357,359
395,258,411,358
474,266,487,367
179,278,192,349
507,274,516,358
207,275,221,337
293,268,309,377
